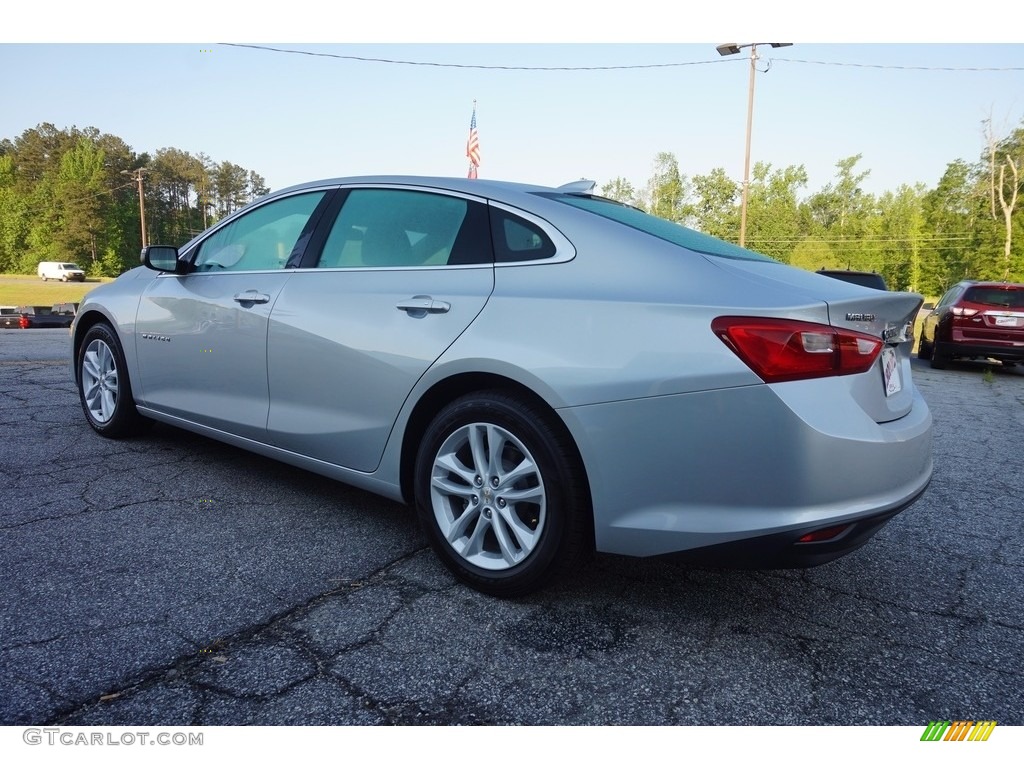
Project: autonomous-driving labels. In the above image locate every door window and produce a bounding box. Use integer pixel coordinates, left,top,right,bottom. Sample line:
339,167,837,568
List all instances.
193,192,326,272
317,189,490,268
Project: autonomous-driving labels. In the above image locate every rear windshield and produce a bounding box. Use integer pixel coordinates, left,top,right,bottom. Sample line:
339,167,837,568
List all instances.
819,271,888,290
537,193,775,263
963,286,1024,308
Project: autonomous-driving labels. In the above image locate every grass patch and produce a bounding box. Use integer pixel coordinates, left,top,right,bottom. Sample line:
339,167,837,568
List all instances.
0,274,114,307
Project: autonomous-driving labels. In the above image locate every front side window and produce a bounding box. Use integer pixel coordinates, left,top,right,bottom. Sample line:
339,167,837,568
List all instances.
193,192,325,272
318,189,487,268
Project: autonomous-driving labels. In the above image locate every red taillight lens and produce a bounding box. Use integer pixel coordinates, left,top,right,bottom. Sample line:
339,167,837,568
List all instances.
18,315,30,329
712,316,884,383
950,306,978,317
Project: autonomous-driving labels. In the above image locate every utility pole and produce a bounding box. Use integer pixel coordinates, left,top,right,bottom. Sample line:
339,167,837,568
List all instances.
716,42,792,248
122,168,149,248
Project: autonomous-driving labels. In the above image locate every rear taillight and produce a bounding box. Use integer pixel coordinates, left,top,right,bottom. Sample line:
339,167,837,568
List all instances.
712,316,883,383
950,307,978,317
18,315,29,329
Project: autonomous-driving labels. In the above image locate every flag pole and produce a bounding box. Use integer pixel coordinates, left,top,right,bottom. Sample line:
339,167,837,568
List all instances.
466,100,480,179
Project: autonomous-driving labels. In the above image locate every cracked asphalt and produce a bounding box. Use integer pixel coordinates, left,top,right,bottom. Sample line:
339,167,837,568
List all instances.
1,328,1022,726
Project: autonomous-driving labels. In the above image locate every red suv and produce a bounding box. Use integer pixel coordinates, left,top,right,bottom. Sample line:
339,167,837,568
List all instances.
918,281,1024,369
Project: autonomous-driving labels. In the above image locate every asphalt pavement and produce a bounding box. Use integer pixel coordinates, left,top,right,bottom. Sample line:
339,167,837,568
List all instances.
1,328,1022,725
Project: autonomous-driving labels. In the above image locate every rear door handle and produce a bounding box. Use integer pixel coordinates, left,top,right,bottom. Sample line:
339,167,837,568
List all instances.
396,296,451,315
233,290,271,305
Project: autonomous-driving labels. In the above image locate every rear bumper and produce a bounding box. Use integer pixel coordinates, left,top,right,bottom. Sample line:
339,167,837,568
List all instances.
561,380,933,562
654,483,927,568
938,340,1024,362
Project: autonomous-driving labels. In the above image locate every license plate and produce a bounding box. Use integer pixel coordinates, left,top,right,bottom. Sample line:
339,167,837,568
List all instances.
995,316,1021,327
882,346,902,396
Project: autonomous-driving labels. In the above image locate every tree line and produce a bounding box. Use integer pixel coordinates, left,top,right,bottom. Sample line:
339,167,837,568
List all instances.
0,123,269,277
602,117,1023,295
2,120,1021,294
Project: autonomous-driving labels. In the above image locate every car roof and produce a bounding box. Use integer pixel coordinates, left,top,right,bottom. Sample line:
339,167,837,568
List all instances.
960,280,1024,288
266,176,579,212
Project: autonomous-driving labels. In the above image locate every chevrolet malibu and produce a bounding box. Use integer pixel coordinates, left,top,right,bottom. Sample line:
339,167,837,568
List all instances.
71,176,933,596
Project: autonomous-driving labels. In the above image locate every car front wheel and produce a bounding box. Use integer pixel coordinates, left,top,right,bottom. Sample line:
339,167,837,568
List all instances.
414,391,589,597
77,323,151,438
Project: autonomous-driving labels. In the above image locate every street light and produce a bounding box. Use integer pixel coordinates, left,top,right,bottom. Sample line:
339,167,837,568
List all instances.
121,168,148,248
716,42,791,247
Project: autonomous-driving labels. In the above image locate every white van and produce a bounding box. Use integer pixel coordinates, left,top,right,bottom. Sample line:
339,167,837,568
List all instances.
38,262,86,282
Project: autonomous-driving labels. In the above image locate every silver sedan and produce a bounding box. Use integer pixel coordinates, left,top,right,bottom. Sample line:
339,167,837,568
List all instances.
71,176,933,596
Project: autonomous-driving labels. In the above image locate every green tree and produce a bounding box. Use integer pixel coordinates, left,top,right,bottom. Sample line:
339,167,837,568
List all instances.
743,162,807,261
873,184,927,291
787,236,838,273
52,137,108,268
600,176,639,206
215,161,249,218
921,159,982,295
690,168,738,240
645,152,691,224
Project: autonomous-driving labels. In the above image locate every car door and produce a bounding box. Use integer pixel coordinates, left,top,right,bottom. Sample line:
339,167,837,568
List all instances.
134,190,329,440
266,186,494,472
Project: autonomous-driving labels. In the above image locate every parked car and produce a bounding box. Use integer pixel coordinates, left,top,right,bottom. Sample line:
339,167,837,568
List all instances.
70,176,933,596
918,280,1024,368
0,306,22,329
38,261,85,282
13,305,75,329
816,269,888,291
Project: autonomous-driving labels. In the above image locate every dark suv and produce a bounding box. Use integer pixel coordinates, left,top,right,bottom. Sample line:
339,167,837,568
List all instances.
918,281,1024,369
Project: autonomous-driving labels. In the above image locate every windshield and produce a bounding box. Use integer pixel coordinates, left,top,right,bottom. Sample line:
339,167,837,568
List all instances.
537,193,776,263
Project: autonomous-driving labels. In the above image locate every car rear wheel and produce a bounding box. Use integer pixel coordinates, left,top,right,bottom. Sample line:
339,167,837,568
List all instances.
414,391,589,597
78,323,152,438
917,337,933,361
929,343,950,370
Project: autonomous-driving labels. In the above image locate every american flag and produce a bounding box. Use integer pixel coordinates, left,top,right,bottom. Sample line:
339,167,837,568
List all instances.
466,103,480,179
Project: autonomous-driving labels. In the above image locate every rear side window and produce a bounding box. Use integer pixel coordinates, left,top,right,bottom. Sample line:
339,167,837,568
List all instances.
963,286,1024,309
489,207,556,262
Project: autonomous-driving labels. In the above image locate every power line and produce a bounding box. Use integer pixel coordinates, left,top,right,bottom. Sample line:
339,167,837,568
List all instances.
774,57,1024,73
218,43,726,71
219,43,1024,73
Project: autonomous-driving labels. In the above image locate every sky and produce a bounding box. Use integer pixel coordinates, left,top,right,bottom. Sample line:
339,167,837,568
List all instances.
3,3,1024,202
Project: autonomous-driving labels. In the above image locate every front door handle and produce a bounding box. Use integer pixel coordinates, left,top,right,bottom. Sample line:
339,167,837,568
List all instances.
233,290,271,305
396,296,451,316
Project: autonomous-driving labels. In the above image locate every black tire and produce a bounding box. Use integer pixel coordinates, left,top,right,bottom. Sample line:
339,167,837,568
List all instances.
414,390,590,597
917,337,933,361
77,323,152,438
929,343,950,370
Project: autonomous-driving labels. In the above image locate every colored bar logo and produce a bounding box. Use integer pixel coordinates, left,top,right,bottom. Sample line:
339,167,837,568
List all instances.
921,721,997,741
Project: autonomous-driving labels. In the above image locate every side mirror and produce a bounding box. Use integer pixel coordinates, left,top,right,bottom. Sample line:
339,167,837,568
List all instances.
922,302,935,310
141,245,187,274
